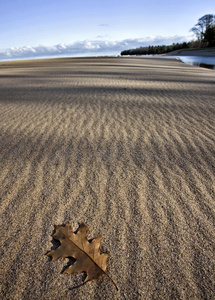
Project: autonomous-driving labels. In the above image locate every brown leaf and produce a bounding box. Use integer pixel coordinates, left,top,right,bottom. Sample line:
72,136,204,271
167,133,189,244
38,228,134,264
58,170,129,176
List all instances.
47,222,118,290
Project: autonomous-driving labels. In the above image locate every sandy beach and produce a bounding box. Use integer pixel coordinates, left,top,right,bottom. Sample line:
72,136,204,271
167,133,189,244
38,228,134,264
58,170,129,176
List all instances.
0,56,215,299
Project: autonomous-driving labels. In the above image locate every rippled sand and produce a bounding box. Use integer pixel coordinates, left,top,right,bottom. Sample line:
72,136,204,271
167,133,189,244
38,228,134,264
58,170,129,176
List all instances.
0,57,215,299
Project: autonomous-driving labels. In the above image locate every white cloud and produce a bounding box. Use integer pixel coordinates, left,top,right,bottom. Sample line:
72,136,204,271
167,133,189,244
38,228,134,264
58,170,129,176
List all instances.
0,35,192,61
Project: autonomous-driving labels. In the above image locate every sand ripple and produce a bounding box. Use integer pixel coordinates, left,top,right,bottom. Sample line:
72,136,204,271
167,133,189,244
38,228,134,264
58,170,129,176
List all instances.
0,57,215,299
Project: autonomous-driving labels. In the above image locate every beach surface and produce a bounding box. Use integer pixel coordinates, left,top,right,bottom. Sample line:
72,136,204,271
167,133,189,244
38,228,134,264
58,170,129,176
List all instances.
0,57,215,299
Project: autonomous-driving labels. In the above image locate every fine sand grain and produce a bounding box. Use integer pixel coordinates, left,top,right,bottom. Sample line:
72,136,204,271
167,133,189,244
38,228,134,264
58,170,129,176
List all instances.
0,57,215,299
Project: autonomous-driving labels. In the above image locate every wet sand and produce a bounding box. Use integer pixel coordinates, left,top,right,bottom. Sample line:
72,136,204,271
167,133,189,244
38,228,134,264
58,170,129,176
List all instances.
0,57,215,299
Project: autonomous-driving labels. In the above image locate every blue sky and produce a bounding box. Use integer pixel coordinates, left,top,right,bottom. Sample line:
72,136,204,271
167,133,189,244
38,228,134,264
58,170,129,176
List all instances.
0,0,214,60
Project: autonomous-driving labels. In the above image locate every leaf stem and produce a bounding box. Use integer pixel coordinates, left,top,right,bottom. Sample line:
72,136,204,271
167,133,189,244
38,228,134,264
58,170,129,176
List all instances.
103,271,118,291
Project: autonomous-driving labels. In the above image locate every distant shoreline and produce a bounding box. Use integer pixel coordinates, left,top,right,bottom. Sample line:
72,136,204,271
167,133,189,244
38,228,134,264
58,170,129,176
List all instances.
166,48,215,57
1,48,214,64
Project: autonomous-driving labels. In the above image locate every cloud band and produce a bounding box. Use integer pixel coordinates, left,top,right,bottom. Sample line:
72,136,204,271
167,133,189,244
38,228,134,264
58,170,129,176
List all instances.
0,35,191,60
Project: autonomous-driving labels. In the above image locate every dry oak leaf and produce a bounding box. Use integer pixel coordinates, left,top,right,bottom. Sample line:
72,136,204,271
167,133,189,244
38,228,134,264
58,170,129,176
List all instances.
47,222,118,290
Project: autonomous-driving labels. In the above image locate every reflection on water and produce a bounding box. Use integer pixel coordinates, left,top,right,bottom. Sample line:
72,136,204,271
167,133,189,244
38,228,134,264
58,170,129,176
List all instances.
179,56,215,70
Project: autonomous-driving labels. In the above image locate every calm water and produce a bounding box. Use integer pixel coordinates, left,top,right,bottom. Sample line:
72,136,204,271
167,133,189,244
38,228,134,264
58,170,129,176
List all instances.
178,56,215,70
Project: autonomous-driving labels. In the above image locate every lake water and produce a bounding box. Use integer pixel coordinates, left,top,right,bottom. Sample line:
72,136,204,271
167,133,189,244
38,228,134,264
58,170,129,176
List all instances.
178,56,215,70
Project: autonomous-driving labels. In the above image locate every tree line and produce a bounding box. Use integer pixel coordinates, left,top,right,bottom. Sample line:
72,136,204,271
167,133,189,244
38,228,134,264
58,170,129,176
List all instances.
121,42,191,56
121,14,215,56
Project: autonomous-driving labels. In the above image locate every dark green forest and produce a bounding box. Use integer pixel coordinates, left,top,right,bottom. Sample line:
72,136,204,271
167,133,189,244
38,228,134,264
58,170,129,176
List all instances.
121,14,215,56
121,42,190,56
